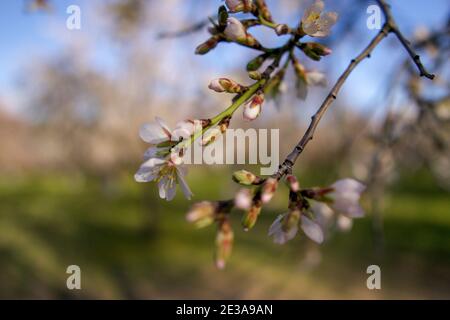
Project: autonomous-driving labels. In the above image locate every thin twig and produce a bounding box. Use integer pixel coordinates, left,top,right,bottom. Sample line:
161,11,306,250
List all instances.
273,24,391,179
157,18,211,39
274,0,436,179
377,0,435,79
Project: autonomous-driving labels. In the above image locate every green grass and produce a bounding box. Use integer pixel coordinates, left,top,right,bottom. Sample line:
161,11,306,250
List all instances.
0,171,449,299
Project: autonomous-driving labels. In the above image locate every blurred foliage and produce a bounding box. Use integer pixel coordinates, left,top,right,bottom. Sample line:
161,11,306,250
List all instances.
0,168,448,299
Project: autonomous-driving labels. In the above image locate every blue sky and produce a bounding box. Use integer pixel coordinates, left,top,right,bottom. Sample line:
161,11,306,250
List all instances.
0,0,448,115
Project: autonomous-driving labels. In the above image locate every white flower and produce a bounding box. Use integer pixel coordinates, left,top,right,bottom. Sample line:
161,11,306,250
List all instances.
336,214,353,232
294,62,327,100
136,117,194,201
172,120,196,141
306,71,327,87
234,188,252,210
311,200,355,234
135,151,192,201
329,178,366,218
310,201,334,230
139,117,172,144
268,211,300,245
301,0,338,38
224,17,247,42
296,70,327,100
300,215,324,244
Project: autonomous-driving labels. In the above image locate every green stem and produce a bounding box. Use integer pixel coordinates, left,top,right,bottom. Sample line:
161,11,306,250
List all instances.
180,80,265,149
259,15,277,29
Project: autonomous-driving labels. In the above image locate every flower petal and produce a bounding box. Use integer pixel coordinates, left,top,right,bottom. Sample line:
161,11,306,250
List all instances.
301,215,324,244
172,121,195,141
331,178,366,194
139,123,169,144
337,214,353,232
318,12,338,31
134,166,158,182
155,117,172,135
302,0,324,24
307,71,327,87
177,167,193,200
268,214,284,237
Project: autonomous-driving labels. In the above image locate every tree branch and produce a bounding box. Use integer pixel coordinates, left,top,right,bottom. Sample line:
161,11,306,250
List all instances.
377,0,435,80
273,24,391,179
274,0,436,179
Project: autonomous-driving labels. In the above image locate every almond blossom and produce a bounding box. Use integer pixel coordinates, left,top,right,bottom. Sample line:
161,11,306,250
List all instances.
301,0,338,38
268,210,324,244
268,210,300,245
135,117,194,201
295,63,327,100
328,178,366,218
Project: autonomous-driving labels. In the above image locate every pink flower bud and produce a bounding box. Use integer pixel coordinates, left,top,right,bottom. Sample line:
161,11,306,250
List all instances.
215,220,234,269
224,17,247,42
243,93,264,121
241,203,261,231
186,201,216,228
286,174,300,192
261,177,278,204
208,78,244,93
195,36,220,55
208,79,225,92
275,24,289,36
234,188,252,210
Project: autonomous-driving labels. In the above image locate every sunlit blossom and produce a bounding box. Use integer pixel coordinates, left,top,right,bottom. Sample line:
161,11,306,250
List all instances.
301,0,338,38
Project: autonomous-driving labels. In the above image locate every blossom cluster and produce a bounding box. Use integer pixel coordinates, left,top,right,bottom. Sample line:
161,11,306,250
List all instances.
187,172,365,268
133,1,361,269
135,1,338,201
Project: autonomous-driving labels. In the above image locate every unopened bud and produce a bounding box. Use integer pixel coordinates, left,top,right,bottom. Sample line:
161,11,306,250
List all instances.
186,201,216,228
248,71,262,80
225,0,249,13
224,17,260,48
300,42,332,61
234,188,252,210
293,60,307,81
208,78,245,94
201,127,222,146
264,69,285,99
232,170,260,185
246,54,267,72
243,92,264,121
241,202,261,231
215,220,234,269
286,174,300,192
195,36,220,55
261,177,278,204
218,117,231,133
275,24,290,36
